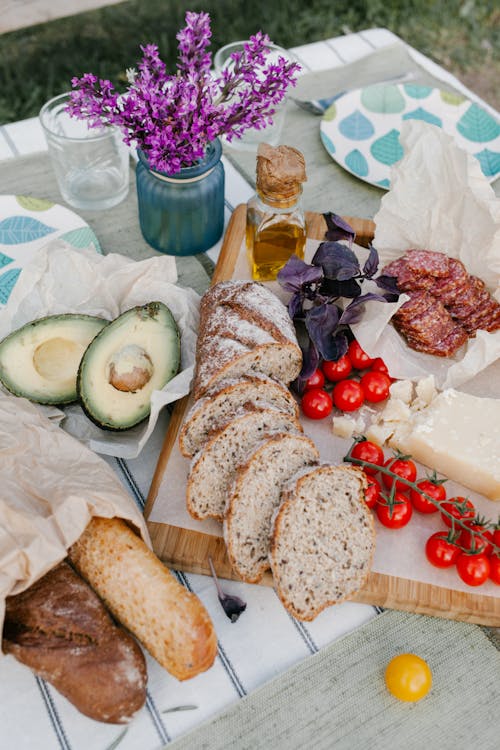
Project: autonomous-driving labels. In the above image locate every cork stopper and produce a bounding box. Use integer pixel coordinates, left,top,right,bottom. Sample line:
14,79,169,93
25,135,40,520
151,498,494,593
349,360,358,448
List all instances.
256,143,307,201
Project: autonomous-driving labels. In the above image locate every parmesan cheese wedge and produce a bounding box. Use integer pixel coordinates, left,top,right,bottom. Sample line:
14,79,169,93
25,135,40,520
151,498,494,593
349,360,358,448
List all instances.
389,389,500,502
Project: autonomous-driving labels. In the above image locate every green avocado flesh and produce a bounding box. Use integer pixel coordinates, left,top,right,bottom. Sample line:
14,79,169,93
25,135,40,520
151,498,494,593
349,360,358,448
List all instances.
77,301,180,431
0,314,108,404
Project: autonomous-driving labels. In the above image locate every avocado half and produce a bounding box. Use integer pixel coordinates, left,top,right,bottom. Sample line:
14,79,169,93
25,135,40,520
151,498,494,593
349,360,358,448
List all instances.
77,301,180,431
0,314,108,404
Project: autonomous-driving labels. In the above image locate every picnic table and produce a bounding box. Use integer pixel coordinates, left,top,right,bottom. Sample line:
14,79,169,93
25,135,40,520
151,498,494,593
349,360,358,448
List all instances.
0,28,499,750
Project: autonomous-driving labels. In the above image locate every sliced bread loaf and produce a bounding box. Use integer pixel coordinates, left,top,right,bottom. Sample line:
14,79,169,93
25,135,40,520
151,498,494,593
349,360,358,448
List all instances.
186,409,302,521
269,465,375,621
179,375,299,458
224,433,320,583
192,281,302,399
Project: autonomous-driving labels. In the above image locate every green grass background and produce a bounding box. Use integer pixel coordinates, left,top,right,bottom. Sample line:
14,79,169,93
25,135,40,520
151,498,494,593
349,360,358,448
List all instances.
0,0,498,124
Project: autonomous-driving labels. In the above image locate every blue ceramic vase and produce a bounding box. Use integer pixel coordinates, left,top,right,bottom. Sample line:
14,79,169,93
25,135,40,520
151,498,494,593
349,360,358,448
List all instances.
136,139,225,256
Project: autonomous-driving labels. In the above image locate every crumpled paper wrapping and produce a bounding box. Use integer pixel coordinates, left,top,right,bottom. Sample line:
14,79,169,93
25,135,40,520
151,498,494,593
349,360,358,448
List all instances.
0,389,150,645
350,120,500,390
0,239,201,458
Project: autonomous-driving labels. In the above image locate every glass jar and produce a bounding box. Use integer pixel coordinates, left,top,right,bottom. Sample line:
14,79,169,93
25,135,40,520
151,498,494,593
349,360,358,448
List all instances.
135,139,225,256
246,186,306,281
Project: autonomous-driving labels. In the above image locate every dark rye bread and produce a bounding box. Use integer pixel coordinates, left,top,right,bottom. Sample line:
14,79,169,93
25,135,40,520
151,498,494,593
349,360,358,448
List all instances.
224,433,320,583
3,561,147,724
192,281,302,399
178,375,299,458
269,465,375,621
186,409,302,521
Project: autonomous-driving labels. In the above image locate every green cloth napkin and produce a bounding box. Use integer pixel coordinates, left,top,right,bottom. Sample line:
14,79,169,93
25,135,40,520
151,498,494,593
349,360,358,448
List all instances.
167,610,500,750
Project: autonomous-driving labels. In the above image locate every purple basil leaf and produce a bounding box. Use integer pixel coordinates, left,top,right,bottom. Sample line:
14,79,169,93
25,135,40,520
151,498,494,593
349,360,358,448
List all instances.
375,274,401,294
297,338,320,384
312,242,360,281
305,303,342,360
321,277,362,298
288,291,304,319
329,332,349,361
277,254,323,293
323,212,355,245
362,244,380,278
339,292,394,326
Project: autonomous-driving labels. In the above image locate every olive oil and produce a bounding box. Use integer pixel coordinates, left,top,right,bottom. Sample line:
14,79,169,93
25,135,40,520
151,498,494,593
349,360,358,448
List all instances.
246,143,307,282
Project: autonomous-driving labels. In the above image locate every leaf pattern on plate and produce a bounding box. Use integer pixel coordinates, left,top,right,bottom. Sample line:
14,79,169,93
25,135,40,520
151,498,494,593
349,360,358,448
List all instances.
320,132,336,154
323,103,337,122
402,107,443,127
403,84,432,99
60,227,102,252
345,149,369,177
440,90,466,106
474,148,500,178
0,216,56,245
370,129,404,166
15,195,54,212
456,103,500,143
338,109,374,140
361,84,405,114
0,252,13,268
0,268,21,304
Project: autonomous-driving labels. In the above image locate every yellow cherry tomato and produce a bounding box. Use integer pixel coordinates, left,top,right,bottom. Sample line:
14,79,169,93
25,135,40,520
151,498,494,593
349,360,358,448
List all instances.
384,653,432,702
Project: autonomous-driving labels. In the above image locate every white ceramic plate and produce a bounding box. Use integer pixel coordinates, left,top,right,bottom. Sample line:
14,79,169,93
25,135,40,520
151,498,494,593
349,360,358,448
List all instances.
0,194,101,306
320,83,500,189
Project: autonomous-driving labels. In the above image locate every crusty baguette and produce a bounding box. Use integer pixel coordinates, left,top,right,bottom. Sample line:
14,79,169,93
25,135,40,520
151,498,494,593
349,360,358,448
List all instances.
3,561,147,724
269,465,375,621
68,517,217,681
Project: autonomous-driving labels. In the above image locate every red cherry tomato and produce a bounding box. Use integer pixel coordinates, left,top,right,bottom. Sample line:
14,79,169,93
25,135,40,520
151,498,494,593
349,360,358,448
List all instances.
382,456,417,492
458,524,494,556
369,357,389,375
322,355,353,382
304,368,325,391
410,479,446,514
347,339,374,369
456,552,490,587
440,497,475,528
489,554,500,585
376,493,413,529
360,371,391,403
350,440,385,474
425,531,460,568
364,474,382,508
332,379,364,412
300,388,332,420
493,527,500,550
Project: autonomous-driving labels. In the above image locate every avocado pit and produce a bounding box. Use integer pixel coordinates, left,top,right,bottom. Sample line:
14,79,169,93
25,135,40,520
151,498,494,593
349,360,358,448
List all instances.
108,344,154,393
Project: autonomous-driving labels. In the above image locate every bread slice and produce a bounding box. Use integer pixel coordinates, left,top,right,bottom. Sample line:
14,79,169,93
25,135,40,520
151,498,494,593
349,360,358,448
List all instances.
269,465,375,621
224,433,320,583
192,281,302,399
179,375,299,458
186,409,302,521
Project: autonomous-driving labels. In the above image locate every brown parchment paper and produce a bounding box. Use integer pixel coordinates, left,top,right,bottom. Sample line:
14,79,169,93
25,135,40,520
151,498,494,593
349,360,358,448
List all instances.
0,389,150,646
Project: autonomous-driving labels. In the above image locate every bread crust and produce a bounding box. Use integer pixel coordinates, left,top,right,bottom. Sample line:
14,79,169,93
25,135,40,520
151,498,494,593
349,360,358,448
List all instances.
68,517,217,681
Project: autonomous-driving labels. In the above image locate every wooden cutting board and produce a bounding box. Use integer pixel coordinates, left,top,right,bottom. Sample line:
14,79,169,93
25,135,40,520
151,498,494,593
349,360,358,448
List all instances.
145,205,500,627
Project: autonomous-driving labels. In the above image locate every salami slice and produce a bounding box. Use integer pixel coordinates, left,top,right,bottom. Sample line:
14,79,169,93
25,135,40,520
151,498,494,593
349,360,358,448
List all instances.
405,249,450,278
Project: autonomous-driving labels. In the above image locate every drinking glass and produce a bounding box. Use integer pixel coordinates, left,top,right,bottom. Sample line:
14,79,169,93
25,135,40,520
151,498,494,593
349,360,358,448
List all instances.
39,92,129,211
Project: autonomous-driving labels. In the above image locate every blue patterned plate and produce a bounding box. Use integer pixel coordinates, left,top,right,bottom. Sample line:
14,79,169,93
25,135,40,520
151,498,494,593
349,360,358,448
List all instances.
0,195,101,306
320,83,500,189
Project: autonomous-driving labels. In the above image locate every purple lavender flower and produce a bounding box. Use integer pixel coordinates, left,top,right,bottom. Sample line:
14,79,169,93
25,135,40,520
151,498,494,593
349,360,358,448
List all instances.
66,12,301,175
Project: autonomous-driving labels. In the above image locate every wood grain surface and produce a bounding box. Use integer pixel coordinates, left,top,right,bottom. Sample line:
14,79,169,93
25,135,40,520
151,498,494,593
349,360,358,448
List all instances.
146,205,500,627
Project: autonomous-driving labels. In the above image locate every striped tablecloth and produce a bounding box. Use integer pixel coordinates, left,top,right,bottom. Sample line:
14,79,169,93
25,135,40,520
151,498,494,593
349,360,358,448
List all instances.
0,28,499,750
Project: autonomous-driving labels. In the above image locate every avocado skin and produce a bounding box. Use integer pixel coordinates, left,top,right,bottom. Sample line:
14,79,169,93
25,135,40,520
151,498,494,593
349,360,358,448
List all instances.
0,313,108,405
77,301,181,431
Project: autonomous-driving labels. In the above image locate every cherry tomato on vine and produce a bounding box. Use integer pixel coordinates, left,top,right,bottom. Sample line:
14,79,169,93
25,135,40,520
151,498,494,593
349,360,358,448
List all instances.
425,531,460,568
301,388,332,420
347,339,374,369
489,554,500,585
322,355,352,382
458,523,494,556
384,653,432,702
493,526,500,550
350,440,385,474
376,493,413,529
382,456,417,492
410,479,446,514
364,474,382,508
369,357,390,375
456,552,491,587
332,379,364,412
440,497,475,528
360,371,391,403
303,368,325,391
